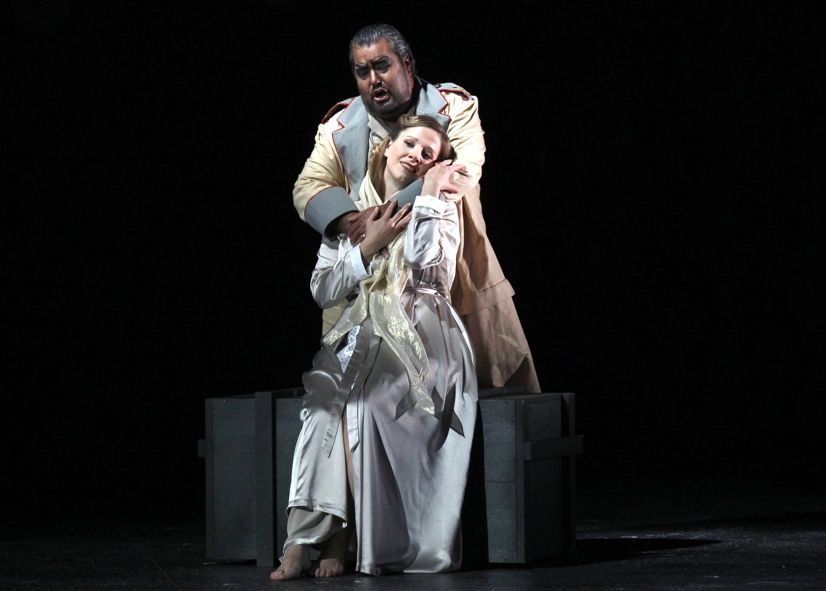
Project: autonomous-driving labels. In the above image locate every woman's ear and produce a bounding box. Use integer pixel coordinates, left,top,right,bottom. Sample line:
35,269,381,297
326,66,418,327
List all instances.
384,140,393,158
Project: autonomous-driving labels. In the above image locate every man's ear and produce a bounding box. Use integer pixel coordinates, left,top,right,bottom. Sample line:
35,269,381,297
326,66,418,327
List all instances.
403,55,413,77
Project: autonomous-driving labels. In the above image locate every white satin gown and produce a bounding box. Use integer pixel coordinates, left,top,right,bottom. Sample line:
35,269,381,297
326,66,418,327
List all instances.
285,193,478,575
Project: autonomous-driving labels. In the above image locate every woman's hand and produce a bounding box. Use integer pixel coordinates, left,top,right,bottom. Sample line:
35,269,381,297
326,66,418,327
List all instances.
360,201,412,261
422,160,467,199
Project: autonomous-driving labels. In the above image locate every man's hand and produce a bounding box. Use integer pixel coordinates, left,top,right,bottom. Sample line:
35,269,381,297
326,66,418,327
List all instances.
336,201,395,244
360,202,412,260
422,160,467,198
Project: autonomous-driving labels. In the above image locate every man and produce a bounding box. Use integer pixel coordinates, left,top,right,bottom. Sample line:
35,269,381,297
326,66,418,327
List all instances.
293,23,540,393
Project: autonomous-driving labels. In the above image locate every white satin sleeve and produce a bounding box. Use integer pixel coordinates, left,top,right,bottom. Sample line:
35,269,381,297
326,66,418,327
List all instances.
403,195,460,280
310,239,370,309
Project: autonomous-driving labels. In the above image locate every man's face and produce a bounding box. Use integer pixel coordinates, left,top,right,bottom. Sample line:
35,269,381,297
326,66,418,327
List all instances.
351,39,414,121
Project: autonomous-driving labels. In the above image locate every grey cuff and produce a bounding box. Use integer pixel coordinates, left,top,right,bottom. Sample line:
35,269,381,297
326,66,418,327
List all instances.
305,187,358,238
394,178,424,207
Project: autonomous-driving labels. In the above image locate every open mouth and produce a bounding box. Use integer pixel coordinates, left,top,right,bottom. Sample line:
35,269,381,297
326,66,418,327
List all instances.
372,88,390,103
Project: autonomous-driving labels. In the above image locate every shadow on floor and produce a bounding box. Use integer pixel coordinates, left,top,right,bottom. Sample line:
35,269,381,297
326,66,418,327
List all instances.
586,510,826,535
483,509,826,570
486,537,720,569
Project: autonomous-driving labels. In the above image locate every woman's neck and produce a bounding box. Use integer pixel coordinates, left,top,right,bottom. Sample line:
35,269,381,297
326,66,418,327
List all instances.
383,171,402,199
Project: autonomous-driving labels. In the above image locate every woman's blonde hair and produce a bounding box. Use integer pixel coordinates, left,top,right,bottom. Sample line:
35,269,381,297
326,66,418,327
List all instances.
368,114,454,197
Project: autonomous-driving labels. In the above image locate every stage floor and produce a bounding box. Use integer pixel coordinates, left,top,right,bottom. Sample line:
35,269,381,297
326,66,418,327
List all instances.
3,463,824,590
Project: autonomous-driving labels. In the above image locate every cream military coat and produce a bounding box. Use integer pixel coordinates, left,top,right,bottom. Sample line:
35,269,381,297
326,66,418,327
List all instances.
292,80,540,393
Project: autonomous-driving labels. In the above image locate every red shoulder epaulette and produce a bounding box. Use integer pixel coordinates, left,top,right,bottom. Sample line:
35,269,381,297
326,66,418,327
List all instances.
435,82,471,101
321,98,355,123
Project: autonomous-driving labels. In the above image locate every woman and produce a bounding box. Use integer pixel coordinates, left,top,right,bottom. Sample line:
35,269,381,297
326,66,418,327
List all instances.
272,115,477,580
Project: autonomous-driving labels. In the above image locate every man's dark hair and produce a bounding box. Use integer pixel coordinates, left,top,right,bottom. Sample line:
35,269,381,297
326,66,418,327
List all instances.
349,23,417,76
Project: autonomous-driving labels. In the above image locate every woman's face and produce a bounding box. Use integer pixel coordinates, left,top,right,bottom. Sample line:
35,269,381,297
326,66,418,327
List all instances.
383,126,445,191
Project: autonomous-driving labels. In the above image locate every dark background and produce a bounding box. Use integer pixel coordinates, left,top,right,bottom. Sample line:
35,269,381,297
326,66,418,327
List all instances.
5,1,823,526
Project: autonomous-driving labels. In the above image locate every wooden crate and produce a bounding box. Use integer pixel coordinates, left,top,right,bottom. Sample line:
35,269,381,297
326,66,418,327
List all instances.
478,390,582,563
201,389,582,566
202,388,302,566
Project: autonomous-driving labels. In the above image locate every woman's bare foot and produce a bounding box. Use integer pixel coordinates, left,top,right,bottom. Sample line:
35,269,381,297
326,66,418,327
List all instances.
314,527,349,578
314,557,345,578
270,544,310,581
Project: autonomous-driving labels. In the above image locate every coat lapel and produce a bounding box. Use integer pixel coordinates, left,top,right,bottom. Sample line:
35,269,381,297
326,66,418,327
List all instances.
415,81,451,129
332,99,370,193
